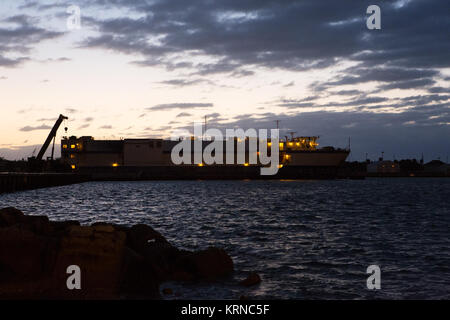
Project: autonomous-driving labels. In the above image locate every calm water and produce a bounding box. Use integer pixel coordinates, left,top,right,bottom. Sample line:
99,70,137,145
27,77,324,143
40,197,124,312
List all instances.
1,178,449,299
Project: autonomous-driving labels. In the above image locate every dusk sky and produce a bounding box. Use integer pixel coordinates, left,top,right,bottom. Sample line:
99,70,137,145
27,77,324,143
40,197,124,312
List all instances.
0,0,449,161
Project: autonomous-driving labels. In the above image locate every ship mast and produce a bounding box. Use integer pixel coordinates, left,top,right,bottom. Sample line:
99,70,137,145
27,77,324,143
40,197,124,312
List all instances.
204,115,207,140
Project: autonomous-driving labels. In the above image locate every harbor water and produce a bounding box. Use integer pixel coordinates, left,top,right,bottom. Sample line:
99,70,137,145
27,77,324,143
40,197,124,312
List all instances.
0,178,449,299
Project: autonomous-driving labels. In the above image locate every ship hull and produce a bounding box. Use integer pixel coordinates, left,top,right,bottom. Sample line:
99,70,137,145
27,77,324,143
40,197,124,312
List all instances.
78,165,344,180
78,149,350,181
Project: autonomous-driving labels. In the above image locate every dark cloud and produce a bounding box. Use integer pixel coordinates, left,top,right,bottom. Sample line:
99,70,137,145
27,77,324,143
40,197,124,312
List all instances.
37,117,57,122
176,112,192,118
158,78,214,87
399,94,450,105
277,101,315,109
18,2,69,11
147,103,213,111
328,96,390,108
276,93,450,113
331,90,364,96
19,124,52,132
428,87,450,94
77,0,448,81
0,14,64,67
99,125,113,129
318,67,439,88
205,112,225,123
378,78,436,91
205,113,221,119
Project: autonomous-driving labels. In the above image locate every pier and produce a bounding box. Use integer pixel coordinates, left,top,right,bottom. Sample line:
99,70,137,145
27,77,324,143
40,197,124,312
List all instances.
0,173,88,194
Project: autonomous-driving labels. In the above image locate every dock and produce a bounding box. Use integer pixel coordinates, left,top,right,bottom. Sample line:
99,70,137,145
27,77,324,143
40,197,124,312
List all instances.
0,173,88,194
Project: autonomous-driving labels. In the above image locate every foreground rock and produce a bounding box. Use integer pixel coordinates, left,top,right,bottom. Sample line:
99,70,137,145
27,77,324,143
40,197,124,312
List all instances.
239,272,262,287
0,207,234,299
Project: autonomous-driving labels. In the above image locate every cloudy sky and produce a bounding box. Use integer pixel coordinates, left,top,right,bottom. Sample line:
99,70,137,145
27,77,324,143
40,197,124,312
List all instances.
0,0,449,161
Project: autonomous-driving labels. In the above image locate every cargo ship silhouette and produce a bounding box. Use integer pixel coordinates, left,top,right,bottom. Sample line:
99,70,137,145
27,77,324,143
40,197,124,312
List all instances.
61,134,349,180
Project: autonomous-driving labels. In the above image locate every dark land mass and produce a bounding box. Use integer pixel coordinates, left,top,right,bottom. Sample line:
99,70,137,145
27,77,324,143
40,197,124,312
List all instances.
0,207,234,299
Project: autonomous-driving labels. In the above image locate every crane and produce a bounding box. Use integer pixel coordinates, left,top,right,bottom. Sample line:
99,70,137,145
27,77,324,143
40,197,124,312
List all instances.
36,114,68,161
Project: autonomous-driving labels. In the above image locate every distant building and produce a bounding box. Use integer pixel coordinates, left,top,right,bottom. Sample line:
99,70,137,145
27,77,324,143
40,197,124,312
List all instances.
367,160,400,174
424,160,450,175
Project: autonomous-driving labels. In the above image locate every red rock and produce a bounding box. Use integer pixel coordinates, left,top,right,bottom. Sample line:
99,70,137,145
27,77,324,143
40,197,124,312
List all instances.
239,272,261,287
177,247,234,280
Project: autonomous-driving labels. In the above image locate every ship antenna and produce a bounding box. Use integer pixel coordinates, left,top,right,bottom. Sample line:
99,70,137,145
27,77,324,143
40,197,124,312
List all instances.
204,115,207,140
274,120,280,130
289,131,296,140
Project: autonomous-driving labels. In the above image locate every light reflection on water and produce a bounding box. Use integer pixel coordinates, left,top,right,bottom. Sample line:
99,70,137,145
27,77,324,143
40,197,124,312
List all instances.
1,178,449,299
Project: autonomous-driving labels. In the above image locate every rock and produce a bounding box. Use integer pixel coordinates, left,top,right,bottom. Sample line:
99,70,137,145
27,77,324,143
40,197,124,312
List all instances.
49,220,80,235
176,247,234,280
24,215,52,235
126,224,168,254
239,272,261,287
0,207,235,299
0,226,59,281
50,225,127,298
0,207,25,227
119,247,160,299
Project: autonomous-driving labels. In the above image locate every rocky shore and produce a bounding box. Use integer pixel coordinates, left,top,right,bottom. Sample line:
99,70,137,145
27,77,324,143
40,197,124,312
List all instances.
0,207,234,299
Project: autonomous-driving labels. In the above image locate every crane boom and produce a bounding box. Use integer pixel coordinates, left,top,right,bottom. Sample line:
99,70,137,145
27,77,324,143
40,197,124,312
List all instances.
36,114,68,161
